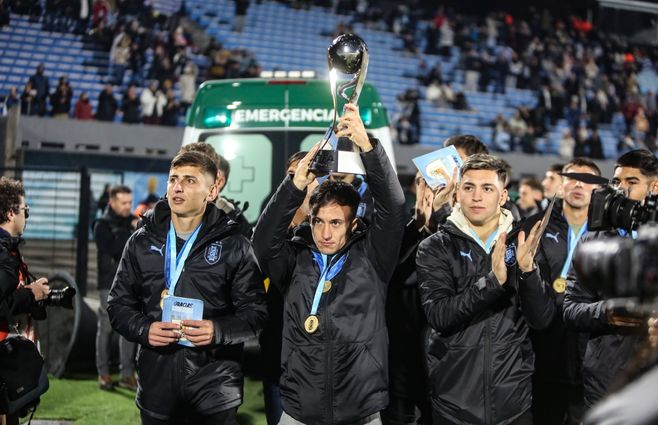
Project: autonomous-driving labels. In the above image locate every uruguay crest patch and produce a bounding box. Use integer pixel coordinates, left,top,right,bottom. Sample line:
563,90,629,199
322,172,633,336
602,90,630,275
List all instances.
504,244,517,267
205,242,222,265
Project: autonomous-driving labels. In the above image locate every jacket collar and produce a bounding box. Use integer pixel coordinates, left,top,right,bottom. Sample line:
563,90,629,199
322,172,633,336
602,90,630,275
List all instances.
446,203,514,248
142,199,238,244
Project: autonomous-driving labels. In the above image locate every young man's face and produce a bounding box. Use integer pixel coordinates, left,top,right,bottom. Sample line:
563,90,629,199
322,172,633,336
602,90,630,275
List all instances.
517,184,541,210
542,170,562,198
612,166,658,202
167,165,217,218
457,169,507,226
311,202,356,255
562,165,599,210
109,192,133,218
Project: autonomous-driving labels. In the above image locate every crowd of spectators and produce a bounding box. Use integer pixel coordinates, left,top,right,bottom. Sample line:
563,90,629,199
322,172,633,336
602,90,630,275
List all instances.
0,0,261,125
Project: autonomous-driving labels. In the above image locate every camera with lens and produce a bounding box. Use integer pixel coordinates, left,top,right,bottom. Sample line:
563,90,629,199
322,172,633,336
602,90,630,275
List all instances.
41,287,76,309
573,187,658,319
588,185,658,232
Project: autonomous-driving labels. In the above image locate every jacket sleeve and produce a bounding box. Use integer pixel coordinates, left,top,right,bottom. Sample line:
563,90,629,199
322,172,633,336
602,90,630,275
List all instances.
417,235,507,336
0,248,36,316
517,268,555,330
252,176,305,291
563,263,609,332
363,140,407,282
212,238,268,345
107,233,153,346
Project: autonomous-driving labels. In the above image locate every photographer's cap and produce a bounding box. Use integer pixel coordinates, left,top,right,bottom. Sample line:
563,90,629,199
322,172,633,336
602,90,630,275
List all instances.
559,172,609,185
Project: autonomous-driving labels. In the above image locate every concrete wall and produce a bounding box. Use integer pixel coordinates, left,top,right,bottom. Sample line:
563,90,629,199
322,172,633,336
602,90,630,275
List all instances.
15,116,621,180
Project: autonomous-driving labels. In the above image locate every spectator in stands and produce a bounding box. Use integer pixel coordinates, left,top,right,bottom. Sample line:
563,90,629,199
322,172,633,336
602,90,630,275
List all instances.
121,85,141,124
74,92,93,120
161,89,179,127
508,109,528,152
179,61,198,113
234,0,249,33
96,84,118,122
0,0,9,28
20,81,37,116
587,128,605,159
91,0,109,29
50,76,73,119
109,27,131,86
573,127,590,158
128,41,146,87
559,128,575,159
28,64,49,116
426,81,441,108
140,81,166,125
1,87,19,115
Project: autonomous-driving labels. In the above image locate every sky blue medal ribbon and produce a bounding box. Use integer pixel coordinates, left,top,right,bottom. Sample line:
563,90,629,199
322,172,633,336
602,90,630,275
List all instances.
467,227,499,254
164,221,202,296
559,222,588,279
309,252,348,317
617,228,638,239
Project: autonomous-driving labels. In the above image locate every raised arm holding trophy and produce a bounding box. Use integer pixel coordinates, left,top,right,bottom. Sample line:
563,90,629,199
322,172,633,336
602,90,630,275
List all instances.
253,34,407,425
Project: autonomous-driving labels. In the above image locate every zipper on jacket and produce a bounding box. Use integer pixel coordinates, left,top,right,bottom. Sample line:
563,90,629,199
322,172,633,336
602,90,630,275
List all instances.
323,294,334,425
484,317,492,425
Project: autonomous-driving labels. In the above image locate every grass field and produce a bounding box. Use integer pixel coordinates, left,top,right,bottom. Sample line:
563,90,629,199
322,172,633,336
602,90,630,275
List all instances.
34,375,267,425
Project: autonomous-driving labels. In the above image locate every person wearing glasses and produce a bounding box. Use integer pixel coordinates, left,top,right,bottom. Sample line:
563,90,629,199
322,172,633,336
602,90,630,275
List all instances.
0,176,49,425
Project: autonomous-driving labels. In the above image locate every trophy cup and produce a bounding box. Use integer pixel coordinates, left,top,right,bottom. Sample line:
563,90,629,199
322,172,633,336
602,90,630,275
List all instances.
309,34,369,176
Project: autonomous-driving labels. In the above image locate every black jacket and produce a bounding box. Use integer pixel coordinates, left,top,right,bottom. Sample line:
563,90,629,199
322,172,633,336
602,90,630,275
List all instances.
107,201,267,418
522,203,588,385
562,231,643,408
252,141,406,425
0,229,39,322
385,218,432,419
93,207,136,290
417,211,554,425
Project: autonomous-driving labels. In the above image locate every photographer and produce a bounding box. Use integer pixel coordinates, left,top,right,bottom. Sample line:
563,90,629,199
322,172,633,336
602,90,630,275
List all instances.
0,177,49,425
523,158,607,425
563,149,658,410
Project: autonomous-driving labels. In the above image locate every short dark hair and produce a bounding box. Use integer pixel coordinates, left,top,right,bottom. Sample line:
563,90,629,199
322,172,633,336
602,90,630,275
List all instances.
615,149,658,178
179,142,231,181
548,163,564,173
460,154,509,186
443,135,489,156
519,177,543,193
110,184,132,198
170,151,218,183
309,180,360,220
563,157,602,176
286,151,308,173
0,177,25,223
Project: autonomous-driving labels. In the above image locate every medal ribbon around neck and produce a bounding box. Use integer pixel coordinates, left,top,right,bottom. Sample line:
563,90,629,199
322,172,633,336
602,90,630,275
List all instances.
309,251,349,318
164,221,202,297
559,222,588,279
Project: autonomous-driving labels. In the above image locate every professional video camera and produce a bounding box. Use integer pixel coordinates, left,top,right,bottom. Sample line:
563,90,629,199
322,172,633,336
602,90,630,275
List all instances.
573,186,658,319
588,185,657,232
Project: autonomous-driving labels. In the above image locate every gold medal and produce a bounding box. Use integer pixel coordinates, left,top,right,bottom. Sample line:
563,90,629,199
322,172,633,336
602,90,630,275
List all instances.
160,289,169,309
553,278,566,294
322,280,332,293
304,315,319,334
